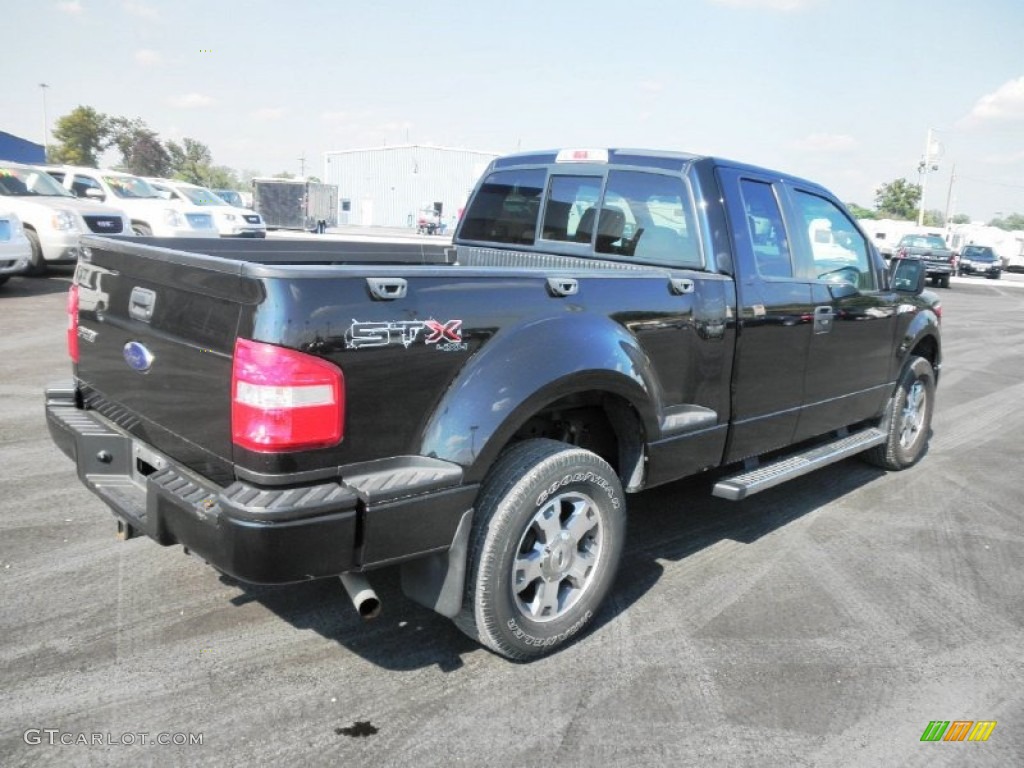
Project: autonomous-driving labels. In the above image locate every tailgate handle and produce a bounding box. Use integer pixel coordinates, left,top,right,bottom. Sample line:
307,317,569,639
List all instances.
129,287,156,322
547,277,578,297
366,278,407,301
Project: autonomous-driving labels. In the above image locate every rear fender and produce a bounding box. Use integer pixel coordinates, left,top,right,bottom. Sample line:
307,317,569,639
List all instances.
419,314,663,483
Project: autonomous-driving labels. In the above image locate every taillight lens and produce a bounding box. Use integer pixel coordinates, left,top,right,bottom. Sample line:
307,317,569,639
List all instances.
231,338,344,452
67,284,79,363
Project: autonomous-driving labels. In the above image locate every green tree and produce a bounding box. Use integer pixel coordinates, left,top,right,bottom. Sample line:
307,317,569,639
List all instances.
846,202,876,219
49,105,111,166
272,171,295,179
950,213,971,225
109,117,170,177
989,213,1024,230
166,138,214,184
203,165,239,189
922,209,945,227
874,178,921,220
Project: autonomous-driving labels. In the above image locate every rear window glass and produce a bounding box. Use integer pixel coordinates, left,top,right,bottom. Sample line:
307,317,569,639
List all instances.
459,168,545,245
540,175,602,242
597,171,701,268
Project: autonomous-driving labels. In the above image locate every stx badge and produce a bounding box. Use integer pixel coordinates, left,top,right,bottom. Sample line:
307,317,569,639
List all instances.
345,319,465,351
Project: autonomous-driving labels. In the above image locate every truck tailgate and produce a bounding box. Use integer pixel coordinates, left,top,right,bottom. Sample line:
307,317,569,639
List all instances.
73,239,263,485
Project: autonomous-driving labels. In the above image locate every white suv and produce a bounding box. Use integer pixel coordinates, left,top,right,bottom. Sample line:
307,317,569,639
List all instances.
0,209,31,286
44,166,218,239
0,162,132,275
146,178,266,238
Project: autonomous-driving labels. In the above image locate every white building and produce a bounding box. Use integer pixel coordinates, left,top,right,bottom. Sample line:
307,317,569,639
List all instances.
322,144,499,229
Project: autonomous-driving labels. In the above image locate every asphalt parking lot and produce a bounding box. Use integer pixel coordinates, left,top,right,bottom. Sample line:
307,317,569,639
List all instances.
2,267,1022,767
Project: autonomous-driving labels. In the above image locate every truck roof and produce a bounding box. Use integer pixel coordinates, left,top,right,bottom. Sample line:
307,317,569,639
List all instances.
491,147,826,193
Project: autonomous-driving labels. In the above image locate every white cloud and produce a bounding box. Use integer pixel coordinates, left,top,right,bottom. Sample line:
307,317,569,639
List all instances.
712,0,815,10
639,81,664,93
963,76,1024,124
122,1,158,20
794,133,858,152
167,93,214,109
58,1,83,14
134,49,161,66
251,107,285,121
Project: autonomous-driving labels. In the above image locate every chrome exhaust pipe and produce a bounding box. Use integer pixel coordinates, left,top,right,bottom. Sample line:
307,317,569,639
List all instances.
339,573,381,620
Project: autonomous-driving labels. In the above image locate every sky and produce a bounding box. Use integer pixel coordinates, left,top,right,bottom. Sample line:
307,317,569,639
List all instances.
4,0,1023,221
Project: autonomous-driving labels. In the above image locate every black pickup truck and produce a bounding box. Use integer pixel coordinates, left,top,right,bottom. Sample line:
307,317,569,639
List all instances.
46,148,942,659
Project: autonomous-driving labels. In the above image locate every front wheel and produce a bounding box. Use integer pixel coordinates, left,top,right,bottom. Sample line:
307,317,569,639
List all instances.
132,222,152,236
863,356,935,470
24,229,47,276
455,439,626,660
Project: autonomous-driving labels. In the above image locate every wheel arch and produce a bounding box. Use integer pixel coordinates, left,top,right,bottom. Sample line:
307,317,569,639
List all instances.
418,314,663,488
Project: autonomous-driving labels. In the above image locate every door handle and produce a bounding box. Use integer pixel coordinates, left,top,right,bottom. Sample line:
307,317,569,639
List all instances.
813,305,834,334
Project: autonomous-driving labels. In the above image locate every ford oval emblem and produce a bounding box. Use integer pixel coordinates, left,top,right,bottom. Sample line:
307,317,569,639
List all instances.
123,341,155,373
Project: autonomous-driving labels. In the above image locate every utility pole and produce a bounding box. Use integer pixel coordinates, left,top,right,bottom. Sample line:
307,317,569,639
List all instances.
944,162,957,227
917,127,941,227
39,83,50,162
298,153,306,178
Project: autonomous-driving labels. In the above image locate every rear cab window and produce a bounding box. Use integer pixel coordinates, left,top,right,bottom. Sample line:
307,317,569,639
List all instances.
460,161,704,269
458,168,545,245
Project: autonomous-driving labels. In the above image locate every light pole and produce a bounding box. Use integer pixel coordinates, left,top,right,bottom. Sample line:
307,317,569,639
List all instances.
39,83,50,161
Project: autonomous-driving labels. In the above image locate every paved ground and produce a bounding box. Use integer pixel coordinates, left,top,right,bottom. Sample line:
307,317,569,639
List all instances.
1,267,1021,767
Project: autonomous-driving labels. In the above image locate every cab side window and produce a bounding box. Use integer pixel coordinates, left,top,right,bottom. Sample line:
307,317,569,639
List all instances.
739,179,792,278
791,190,875,290
459,168,545,245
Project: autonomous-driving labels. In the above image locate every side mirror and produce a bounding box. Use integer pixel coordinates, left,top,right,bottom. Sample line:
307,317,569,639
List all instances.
890,258,926,295
84,187,105,200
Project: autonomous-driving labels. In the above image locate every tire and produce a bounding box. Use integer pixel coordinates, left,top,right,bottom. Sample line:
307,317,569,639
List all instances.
939,275,950,288
132,222,152,236
454,438,626,660
862,356,935,471
24,229,47,276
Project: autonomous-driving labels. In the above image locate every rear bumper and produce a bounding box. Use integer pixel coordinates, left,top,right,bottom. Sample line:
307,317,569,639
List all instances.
924,262,954,276
45,383,477,584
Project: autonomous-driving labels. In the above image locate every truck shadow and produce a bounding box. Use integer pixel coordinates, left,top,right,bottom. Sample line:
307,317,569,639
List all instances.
223,456,894,671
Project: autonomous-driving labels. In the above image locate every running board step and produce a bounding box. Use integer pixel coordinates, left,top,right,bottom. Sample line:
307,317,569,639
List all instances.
713,428,886,501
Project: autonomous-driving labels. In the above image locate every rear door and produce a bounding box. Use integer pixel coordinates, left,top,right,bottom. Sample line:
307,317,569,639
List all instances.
716,167,815,462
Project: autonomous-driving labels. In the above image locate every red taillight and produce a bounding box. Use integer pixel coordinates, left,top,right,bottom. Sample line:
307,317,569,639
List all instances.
231,338,344,452
934,303,942,323
67,284,79,363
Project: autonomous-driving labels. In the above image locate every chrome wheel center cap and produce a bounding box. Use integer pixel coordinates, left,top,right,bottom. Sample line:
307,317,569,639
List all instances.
541,532,575,580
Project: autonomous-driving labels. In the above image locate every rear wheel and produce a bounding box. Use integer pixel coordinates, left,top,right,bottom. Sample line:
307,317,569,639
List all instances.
24,229,47,276
455,439,626,660
132,222,152,236
863,355,935,470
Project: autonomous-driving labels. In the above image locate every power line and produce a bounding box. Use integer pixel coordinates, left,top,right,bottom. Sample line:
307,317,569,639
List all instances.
956,175,1024,191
